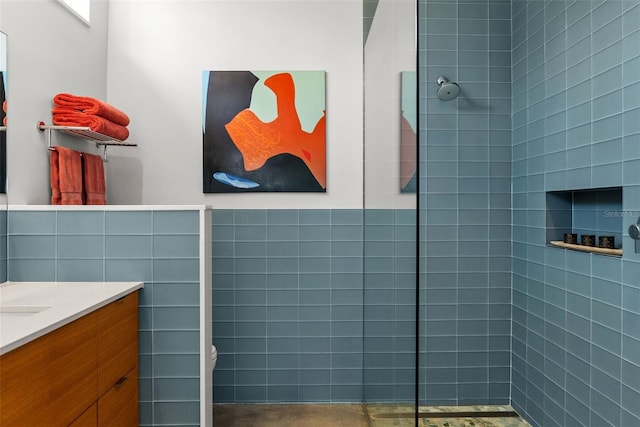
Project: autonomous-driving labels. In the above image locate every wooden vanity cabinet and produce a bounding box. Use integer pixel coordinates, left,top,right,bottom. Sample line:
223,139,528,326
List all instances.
47,309,100,426
0,291,139,427
97,366,139,426
96,292,139,427
69,403,97,427
0,309,98,427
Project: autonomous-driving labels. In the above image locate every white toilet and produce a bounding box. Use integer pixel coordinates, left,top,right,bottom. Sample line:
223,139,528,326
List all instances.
211,344,217,370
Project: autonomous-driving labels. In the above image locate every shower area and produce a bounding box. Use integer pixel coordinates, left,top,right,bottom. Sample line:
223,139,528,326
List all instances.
212,0,516,425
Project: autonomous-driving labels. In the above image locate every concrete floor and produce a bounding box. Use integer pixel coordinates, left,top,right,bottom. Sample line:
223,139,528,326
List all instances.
213,404,368,426
213,404,532,427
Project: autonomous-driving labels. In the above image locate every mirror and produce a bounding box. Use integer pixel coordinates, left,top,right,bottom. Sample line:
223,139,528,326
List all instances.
0,30,6,283
0,31,5,194
364,1,416,208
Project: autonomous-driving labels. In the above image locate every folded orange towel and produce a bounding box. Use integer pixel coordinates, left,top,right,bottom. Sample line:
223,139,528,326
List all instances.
52,113,130,141
53,93,130,127
50,146,83,205
82,153,106,205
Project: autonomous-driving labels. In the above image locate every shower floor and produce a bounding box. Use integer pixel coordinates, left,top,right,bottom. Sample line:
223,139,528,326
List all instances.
213,403,531,426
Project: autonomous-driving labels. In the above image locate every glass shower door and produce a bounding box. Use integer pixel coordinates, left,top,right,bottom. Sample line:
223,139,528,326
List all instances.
363,0,418,423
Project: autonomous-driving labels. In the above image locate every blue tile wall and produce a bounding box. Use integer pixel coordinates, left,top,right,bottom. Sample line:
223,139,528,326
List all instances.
511,1,640,426
212,209,367,403
418,0,512,406
363,209,417,402
572,188,623,245
211,209,417,404
7,209,201,427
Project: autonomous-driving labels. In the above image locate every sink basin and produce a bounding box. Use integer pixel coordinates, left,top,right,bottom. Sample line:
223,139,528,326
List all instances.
0,305,51,318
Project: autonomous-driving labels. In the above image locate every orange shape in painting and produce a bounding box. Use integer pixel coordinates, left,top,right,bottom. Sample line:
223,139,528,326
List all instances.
224,73,326,189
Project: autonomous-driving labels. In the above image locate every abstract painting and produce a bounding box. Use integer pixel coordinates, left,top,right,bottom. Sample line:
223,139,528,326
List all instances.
400,71,416,193
203,70,326,193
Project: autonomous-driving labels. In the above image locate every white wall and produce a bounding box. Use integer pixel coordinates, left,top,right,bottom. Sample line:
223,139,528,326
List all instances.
0,0,363,208
364,0,415,209
106,0,363,208
1,0,109,205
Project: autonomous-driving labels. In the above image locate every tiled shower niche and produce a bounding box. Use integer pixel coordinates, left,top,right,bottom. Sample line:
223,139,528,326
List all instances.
546,187,623,255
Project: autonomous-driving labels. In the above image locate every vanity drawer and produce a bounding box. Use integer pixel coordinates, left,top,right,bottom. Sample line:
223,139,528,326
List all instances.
0,329,51,425
0,310,98,427
97,366,139,427
69,403,97,427
48,311,99,426
97,291,138,396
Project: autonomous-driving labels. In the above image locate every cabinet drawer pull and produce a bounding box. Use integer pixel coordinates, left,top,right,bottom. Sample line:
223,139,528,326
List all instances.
114,376,128,387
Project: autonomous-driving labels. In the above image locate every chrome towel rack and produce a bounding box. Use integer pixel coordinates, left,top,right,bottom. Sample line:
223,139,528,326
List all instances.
38,121,137,162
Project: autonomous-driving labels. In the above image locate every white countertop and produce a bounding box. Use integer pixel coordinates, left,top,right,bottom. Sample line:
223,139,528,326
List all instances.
0,281,144,356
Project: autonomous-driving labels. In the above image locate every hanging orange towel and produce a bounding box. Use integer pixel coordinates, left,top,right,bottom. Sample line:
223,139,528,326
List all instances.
50,150,61,205
82,153,106,205
50,146,83,205
53,93,130,127
2,101,6,126
52,113,130,141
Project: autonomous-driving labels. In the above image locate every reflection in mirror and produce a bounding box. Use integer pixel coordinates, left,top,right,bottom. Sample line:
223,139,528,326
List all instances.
0,30,5,194
400,71,416,193
0,30,6,283
364,0,416,208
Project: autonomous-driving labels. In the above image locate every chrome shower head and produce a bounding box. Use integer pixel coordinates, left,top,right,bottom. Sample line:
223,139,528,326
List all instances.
436,76,460,101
